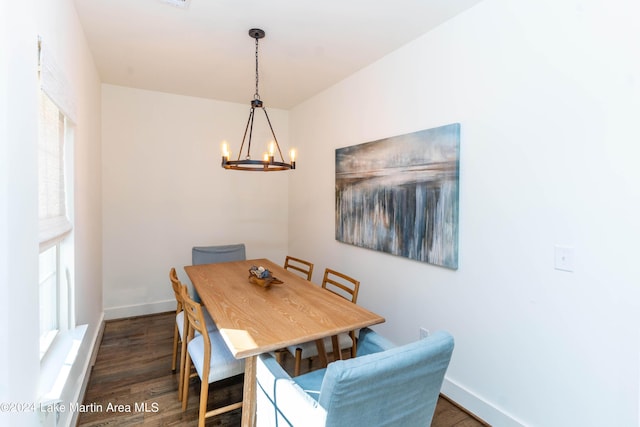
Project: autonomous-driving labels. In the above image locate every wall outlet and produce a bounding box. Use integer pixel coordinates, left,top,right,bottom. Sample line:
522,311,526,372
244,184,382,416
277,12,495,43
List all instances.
554,245,575,272
420,327,430,339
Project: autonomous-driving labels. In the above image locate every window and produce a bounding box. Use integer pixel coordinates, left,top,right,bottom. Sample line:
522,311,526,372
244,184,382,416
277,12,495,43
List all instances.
38,245,59,356
38,67,74,359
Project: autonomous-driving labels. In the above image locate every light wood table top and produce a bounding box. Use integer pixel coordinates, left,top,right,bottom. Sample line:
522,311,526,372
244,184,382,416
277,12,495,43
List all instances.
184,258,385,427
185,258,385,357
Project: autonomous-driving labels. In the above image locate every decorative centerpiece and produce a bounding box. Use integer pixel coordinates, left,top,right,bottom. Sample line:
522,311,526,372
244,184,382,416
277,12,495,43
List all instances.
248,265,282,288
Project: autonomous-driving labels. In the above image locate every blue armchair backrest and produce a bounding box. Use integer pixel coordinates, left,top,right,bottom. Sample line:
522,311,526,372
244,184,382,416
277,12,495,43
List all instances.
318,329,454,427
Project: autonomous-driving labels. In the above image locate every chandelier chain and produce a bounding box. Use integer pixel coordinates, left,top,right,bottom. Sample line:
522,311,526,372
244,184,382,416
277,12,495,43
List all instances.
254,36,260,100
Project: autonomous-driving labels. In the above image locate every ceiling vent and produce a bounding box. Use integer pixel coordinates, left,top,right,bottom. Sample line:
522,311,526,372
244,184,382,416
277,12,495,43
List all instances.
159,0,191,9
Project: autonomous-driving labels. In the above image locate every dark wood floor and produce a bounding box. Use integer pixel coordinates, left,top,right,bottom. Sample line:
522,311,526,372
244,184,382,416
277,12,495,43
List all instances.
77,312,488,426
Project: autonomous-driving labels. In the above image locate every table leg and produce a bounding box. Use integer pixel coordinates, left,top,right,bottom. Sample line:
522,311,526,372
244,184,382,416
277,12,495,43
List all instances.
315,338,329,368
241,355,257,427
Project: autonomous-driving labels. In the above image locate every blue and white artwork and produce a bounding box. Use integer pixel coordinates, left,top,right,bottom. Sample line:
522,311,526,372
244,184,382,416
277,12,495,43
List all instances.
335,123,460,269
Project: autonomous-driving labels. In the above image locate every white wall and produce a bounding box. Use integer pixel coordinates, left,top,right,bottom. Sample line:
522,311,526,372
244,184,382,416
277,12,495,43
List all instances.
101,85,290,318
0,0,103,426
0,0,40,425
289,0,640,426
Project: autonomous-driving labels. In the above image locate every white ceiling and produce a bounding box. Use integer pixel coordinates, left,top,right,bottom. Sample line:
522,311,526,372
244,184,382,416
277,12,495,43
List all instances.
73,0,483,109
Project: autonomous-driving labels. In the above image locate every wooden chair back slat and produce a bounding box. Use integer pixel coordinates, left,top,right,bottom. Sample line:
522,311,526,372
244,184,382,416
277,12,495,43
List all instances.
322,268,360,303
284,255,314,281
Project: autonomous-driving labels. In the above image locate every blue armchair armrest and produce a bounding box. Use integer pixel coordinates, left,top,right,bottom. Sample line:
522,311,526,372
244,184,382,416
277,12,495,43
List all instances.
355,327,396,356
257,352,327,427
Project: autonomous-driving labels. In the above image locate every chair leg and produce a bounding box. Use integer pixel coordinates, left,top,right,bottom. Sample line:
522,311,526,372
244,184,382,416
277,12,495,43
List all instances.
198,363,210,427
178,332,188,401
294,348,302,377
172,324,179,373
181,353,192,411
331,335,342,361
198,380,208,427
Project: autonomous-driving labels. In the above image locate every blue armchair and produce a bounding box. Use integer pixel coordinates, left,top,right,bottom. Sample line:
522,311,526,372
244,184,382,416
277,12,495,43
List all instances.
256,328,454,427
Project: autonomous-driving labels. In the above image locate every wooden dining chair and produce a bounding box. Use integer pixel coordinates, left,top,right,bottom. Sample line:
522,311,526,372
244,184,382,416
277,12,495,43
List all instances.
181,286,244,427
286,268,360,376
169,268,217,402
274,256,316,364
170,268,184,375
321,267,360,303
283,255,314,281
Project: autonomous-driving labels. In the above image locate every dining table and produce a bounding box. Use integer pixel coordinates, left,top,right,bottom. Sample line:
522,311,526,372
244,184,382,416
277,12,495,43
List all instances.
184,258,385,427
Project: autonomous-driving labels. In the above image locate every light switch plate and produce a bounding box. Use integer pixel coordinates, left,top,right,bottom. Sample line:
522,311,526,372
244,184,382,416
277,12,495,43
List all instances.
554,245,574,272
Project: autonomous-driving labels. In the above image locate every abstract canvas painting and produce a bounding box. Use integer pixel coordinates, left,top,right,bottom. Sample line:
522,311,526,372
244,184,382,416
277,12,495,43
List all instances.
335,123,460,269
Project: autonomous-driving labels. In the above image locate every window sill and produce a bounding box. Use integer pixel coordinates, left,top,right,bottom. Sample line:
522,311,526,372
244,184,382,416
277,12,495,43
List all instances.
39,324,87,402
40,329,59,360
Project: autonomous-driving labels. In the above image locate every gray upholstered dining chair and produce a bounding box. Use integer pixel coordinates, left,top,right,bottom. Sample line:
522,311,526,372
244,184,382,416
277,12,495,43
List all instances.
191,243,246,302
192,243,246,266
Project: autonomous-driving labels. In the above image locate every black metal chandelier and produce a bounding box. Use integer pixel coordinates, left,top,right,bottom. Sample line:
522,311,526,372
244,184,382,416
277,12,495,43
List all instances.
221,28,296,171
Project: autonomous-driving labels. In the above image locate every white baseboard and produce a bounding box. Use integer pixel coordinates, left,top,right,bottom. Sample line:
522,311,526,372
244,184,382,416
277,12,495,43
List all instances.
104,299,175,320
441,377,527,427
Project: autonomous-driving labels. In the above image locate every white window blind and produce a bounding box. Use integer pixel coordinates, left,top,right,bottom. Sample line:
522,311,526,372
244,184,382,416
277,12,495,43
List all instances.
38,91,71,249
38,39,74,249
38,39,77,123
